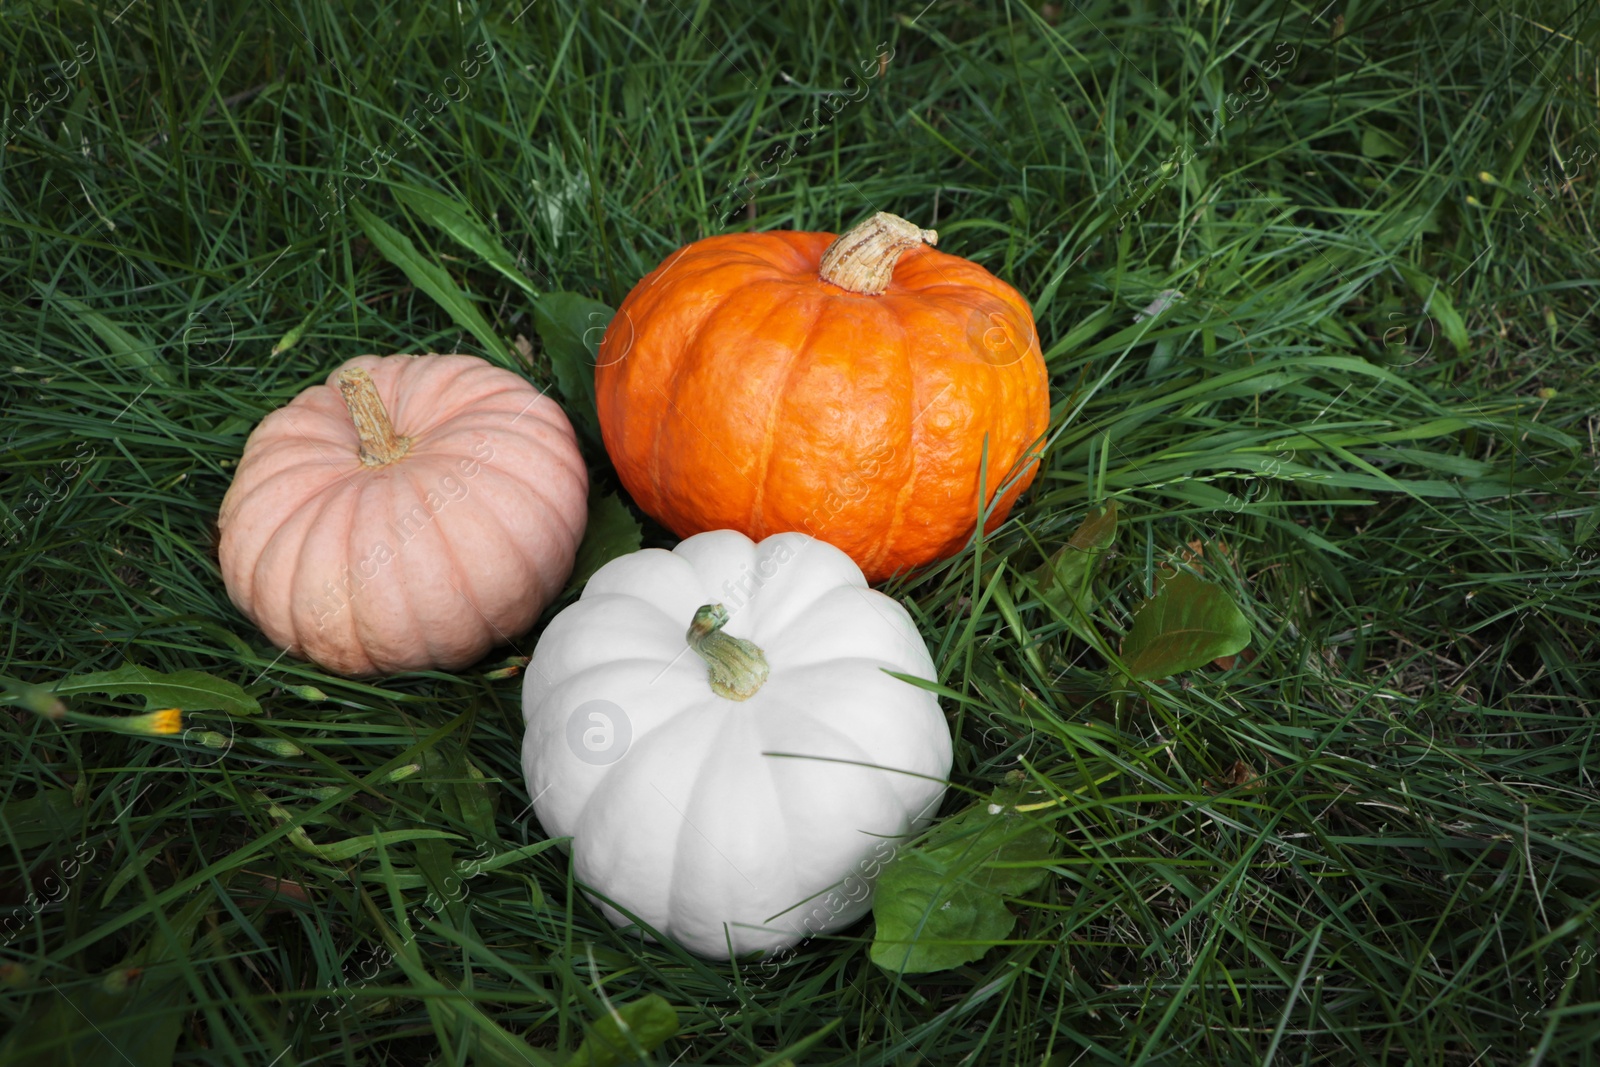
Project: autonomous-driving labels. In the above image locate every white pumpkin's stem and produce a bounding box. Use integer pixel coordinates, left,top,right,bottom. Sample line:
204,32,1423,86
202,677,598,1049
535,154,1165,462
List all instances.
336,367,412,467
687,604,769,701
818,212,938,296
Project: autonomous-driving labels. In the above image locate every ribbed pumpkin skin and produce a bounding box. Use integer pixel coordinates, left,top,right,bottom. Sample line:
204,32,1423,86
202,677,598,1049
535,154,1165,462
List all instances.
596,230,1050,583
218,354,587,677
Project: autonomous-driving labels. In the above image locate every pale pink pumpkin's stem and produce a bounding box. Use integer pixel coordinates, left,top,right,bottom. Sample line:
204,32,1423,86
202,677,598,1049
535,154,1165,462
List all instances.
337,367,412,467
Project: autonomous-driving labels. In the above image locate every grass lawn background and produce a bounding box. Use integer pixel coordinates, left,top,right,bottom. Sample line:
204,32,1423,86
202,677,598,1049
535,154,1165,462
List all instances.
3,0,1598,1063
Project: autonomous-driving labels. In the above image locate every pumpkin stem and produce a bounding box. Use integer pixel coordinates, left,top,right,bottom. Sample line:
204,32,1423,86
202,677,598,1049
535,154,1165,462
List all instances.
818,211,938,296
686,604,770,701
336,366,412,467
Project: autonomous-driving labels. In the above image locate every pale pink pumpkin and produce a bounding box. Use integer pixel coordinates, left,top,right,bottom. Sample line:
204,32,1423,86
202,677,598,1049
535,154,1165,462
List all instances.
218,353,587,677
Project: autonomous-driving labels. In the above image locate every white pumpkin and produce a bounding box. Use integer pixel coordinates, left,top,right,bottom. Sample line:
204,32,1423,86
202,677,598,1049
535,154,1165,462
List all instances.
520,530,952,959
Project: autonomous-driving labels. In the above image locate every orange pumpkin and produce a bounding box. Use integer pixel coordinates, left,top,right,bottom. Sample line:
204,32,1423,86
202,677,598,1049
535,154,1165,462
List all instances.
596,212,1049,582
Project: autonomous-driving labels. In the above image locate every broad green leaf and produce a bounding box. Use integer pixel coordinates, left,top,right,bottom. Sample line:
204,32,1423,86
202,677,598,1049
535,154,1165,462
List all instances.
455,756,501,846
51,664,261,716
1575,509,1599,547
133,879,217,966
1360,125,1407,159
532,290,614,447
1398,265,1470,356
869,851,1013,974
0,973,186,1067
971,821,1057,895
55,294,174,384
393,184,539,298
1033,500,1118,594
212,414,253,437
416,744,497,847
101,840,167,905
567,491,642,594
0,788,81,851
1025,501,1118,642
0,887,214,1066
350,201,514,365
1120,570,1251,681
52,87,92,154
919,781,1059,896
871,782,1059,974
413,837,467,927
1066,500,1119,553
566,995,680,1067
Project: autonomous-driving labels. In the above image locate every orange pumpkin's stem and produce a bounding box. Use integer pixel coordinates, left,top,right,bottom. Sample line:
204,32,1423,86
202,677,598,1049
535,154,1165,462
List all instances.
687,604,769,701
818,212,938,295
336,367,412,467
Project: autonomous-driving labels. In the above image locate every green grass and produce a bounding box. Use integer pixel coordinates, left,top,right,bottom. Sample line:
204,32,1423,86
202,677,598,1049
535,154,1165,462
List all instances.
3,0,1599,1063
